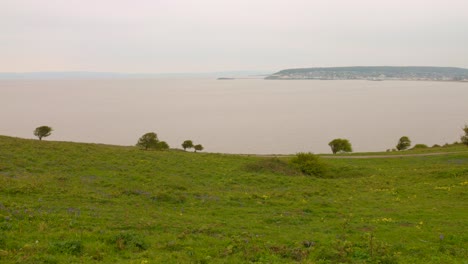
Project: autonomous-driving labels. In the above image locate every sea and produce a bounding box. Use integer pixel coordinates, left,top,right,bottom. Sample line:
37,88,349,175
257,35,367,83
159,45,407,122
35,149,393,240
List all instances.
1,78,467,154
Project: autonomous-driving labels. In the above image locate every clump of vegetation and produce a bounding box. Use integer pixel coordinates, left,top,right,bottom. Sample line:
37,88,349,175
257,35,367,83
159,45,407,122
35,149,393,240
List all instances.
412,144,428,149
194,144,204,152
182,140,204,152
136,132,169,150
396,136,411,150
244,157,300,175
328,139,352,154
33,126,53,140
290,152,328,176
158,141,170,150
461,125,468,146
182,140,194,151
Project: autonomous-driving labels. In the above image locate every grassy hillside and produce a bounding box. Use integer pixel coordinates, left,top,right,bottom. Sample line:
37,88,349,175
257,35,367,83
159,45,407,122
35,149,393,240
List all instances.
0,135,467,263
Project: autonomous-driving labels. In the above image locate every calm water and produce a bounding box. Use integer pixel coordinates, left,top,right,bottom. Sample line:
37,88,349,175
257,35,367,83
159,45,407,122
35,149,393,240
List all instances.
1,79,467,154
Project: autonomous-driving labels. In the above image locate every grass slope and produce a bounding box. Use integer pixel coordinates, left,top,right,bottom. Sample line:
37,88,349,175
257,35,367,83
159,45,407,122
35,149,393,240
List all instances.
0,135,467,263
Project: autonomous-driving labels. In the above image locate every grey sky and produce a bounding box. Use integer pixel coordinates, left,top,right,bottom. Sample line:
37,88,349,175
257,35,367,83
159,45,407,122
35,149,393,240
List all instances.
1,0,468,73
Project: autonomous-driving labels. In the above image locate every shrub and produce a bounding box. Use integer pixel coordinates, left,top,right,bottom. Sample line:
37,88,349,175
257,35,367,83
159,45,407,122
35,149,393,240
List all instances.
412,144,428,149
290,153,327,177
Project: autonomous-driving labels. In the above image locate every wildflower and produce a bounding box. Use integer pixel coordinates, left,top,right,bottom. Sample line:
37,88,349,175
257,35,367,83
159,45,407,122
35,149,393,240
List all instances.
373,217,394,223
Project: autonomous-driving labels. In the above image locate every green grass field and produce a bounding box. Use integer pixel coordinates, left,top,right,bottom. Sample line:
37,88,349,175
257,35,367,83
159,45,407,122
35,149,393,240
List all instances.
0,135,467,263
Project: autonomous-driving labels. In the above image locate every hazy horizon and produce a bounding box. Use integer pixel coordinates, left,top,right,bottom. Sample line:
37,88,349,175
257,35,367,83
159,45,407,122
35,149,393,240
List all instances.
1,0,468,73
2,65,468,75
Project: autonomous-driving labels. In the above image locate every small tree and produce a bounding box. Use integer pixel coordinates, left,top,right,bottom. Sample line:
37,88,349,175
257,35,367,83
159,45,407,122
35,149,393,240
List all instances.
328,138,352,154
181,140,194,151
136,132,159,150
396,136,411,151
157,141,170,150
194,144,204,152
34,126,53,140
461,125,468,146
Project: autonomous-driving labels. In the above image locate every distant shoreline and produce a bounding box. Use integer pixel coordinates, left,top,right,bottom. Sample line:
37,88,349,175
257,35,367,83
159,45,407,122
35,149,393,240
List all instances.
264,78,468,83
265,66,468,82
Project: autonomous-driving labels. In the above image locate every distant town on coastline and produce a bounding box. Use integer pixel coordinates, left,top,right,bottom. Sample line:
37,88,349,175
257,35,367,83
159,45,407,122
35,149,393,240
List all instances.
265,66,468,81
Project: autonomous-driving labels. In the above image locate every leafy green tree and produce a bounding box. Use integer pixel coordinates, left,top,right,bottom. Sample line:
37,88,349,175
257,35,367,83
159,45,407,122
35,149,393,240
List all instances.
290,152,327,176
396,136,411,151
194,144,204,152
461,125,468,146
34,126,53,140
328,138,352,154
182,140,194,151
136,132,159,150
157,141,170,150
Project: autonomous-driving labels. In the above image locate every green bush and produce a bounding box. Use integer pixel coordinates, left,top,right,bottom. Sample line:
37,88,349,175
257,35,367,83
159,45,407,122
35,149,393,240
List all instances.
412,144,428,149
289,153,327,177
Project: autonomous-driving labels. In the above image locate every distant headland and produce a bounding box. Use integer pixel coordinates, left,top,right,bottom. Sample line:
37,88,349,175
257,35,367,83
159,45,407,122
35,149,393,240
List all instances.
265,66,468,81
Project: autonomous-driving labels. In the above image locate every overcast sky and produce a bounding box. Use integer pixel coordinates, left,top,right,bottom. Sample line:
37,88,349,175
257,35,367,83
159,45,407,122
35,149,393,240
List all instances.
1,0,468,73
